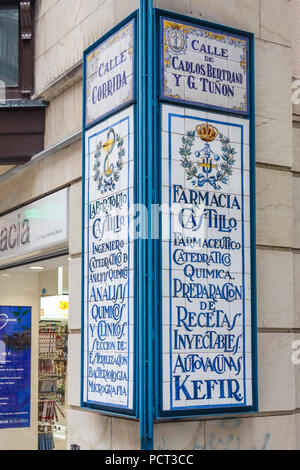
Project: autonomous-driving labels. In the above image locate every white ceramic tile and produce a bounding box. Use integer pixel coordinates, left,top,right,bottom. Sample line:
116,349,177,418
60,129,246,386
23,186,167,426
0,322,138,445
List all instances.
245,379,253,407
163,381,172,410
161,104,184,132
162,269,171,298
169,113,186,136
245,352,253,380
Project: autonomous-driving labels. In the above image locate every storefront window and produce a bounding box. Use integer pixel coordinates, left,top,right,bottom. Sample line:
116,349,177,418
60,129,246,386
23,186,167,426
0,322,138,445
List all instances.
0,256,69,451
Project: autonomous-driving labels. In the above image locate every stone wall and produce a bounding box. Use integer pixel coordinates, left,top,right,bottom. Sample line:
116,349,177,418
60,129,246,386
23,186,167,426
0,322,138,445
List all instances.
0,0,296,450
292,0,300,451
150,0,298,450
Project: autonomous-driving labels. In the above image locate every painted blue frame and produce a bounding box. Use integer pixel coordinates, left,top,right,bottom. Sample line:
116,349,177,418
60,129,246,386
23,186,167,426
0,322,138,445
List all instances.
81,11,139,419
154,8,258,420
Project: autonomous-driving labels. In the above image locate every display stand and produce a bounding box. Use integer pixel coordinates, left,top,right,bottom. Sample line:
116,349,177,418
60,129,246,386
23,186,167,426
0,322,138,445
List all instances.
38,321,67,451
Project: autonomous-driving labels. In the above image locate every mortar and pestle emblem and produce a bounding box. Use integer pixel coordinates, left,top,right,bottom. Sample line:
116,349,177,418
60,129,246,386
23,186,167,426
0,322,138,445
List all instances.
103,128,116,177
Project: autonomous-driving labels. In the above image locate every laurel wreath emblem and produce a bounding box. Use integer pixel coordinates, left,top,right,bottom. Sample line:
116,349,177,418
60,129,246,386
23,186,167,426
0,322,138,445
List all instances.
179,130,236,190
93,131,126,194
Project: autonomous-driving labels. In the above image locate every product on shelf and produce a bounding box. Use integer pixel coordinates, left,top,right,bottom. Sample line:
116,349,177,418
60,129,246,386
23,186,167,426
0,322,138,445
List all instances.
38,320,68,451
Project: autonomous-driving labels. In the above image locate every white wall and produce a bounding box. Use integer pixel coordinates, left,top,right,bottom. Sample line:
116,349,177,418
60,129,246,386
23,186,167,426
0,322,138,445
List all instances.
293,0,300,78
39,268,58,297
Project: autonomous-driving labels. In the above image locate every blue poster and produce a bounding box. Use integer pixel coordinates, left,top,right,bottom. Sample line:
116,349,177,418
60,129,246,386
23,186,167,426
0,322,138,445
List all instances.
0,306,31,429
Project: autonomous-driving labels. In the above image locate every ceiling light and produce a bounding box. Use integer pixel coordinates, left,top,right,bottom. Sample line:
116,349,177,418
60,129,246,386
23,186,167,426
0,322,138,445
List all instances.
28,266,46,271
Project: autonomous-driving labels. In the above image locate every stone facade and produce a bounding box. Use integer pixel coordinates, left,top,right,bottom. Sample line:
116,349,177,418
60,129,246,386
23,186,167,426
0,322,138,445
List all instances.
0,0,298,450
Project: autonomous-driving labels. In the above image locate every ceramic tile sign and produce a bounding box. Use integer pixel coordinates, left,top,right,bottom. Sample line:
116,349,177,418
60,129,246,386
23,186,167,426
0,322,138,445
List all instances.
85,20,135,127
0,306,31,429
161,17,249,115
83,106,134,411
161,104,252,413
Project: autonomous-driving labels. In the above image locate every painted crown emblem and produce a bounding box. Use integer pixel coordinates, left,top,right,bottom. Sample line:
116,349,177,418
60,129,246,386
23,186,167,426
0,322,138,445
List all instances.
180,124,236,191
196,123,218,142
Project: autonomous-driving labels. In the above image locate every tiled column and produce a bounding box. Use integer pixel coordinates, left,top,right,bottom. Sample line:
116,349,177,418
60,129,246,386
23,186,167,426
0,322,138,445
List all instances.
152,0,297,450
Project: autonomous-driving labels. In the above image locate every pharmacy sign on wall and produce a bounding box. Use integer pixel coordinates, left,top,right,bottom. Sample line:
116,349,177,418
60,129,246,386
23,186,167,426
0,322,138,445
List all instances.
158,15,256,418
82,17,136,416
160,105,253,413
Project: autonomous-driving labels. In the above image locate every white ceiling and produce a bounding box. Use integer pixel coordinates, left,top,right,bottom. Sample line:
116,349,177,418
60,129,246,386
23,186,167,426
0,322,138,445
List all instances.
0,255,70,275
